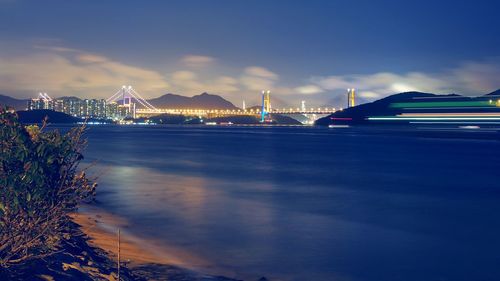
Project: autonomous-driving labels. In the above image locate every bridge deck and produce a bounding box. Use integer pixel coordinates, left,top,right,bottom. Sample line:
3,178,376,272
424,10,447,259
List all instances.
135,108,338,117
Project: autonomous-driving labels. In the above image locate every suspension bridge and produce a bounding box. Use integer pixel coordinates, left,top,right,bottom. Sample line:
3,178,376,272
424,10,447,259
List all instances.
106,86,338,123
106,85,159,118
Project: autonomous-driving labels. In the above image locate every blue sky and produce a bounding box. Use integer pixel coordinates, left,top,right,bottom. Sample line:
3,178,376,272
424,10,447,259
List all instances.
0,0,499,107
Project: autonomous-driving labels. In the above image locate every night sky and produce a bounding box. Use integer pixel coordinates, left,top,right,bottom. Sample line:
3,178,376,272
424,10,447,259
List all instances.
0,0,499,107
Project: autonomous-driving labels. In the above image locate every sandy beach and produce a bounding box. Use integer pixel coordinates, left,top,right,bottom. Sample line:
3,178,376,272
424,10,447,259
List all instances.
71,205,242,281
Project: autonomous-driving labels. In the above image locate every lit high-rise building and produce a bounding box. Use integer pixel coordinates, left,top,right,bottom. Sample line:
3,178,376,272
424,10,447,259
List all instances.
68,99,82,117
106,102,119,119
26,95,108,119
76,99,107,118
27,99,45,110
54,99,64,112
27,94,55,110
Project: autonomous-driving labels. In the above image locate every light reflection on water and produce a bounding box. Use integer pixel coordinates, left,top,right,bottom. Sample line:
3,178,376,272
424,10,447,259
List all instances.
76,125,500,281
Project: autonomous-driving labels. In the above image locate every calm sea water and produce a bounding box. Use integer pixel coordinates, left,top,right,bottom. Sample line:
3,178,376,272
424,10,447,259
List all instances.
76,125,499,281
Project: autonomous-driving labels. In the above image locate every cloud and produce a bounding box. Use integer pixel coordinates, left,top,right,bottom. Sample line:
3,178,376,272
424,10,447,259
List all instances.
308,58,500,104
33,45,80,53
294,84,324,95
240,66,279,92
180,55,215,68
172,70,198,81
0,46,170,99
77,54,109,63
243,66,278,79
170,70,204,90
358,91,380,99
211,76,239,93
450,60,500,93
3,43,497,109
169,71,239,95
166,66,283,105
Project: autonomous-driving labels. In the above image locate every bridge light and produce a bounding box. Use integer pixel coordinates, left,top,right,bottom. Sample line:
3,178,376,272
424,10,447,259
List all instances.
122,85,126,89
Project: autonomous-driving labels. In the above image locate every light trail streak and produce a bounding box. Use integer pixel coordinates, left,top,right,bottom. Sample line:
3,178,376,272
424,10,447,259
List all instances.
368,117,500,121
391,101,493,108
399,113,500,117
401,107,496,110
409,121,500,124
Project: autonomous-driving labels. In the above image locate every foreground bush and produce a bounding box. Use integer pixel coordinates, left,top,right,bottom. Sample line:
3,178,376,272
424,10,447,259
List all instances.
0,109,96,267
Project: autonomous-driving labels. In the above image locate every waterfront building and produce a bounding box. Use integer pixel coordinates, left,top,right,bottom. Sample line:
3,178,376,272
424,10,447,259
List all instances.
27,98,54,110
106,102,119,119
82,99,106,118
106,101,134,119
68,99,82,116
26,95,108,119
54,99,64,112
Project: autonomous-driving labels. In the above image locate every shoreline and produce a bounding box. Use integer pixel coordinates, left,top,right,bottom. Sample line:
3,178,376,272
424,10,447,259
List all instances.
72,205,245,281
72,206,208,267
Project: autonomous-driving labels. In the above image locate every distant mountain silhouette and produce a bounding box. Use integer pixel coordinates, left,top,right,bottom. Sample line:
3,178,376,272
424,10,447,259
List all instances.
268,95,292,108
485,89,500,96
0,94,28,110
148,92,238,109
58,96,82,101
17,110,80,124
0,92,238,110
315,91,498,126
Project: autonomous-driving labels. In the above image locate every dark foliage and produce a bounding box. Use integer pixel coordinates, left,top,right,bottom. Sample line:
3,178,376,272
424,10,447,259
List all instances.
0,109,96,267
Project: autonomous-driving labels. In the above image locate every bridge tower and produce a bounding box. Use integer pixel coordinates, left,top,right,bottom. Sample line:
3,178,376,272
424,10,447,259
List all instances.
107,85,158,119
347,88,356,108
119,86,136,118
261,90,272,123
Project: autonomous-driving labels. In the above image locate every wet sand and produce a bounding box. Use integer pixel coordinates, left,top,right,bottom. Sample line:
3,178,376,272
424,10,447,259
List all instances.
71,205,212,269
